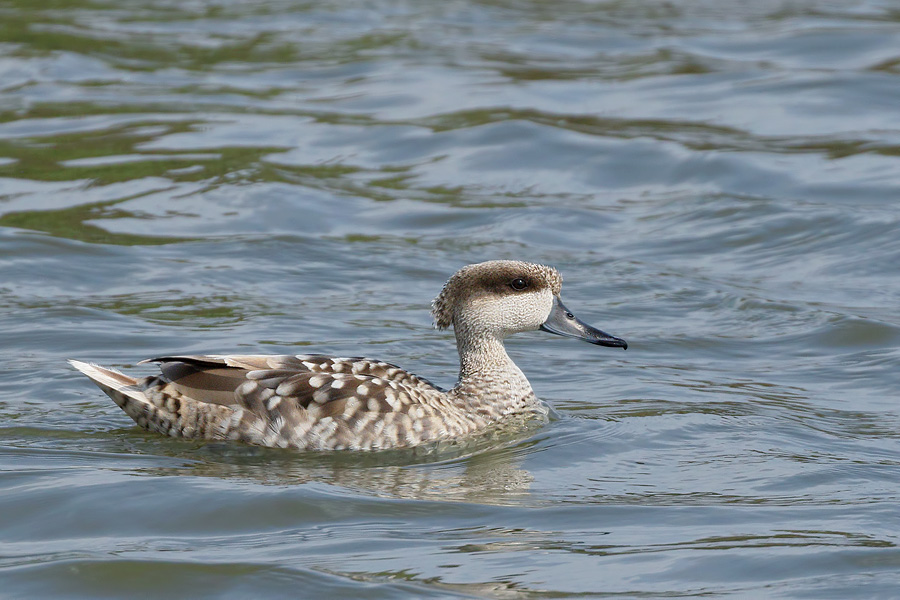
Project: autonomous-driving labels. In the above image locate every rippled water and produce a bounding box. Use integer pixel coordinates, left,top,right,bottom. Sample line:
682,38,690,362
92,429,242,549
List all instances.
2,0,900,597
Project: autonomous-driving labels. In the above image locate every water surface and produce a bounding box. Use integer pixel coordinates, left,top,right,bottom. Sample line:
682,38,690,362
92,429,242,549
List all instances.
2,0,900,598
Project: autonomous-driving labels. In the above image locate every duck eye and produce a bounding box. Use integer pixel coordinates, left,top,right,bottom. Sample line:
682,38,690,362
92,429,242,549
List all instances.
510,278,528,291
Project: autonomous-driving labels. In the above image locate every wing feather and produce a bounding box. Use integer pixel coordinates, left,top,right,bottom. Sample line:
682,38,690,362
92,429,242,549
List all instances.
134,354,449,449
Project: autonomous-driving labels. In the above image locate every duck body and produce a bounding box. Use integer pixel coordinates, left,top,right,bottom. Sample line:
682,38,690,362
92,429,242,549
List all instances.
70,352,540,451
71,260,627,451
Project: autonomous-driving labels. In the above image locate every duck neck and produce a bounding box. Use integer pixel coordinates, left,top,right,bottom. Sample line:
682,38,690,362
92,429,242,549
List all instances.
451,323,535,410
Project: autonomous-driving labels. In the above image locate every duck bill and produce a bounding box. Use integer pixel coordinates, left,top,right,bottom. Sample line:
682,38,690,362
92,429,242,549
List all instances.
539,296,628,350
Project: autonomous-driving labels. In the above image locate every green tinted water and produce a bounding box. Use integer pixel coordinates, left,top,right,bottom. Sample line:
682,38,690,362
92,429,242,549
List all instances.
2,1,900,597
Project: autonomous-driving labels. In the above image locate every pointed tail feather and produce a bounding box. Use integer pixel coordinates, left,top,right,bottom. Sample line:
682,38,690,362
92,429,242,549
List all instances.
69,359,241,441
69,360,138,390
68,360,154,423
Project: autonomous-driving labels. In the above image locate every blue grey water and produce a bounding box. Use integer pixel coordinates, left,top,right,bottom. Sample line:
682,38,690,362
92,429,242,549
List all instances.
2,1,900,597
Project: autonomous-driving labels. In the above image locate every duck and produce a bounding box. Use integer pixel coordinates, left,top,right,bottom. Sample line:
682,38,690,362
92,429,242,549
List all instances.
70,260,627,451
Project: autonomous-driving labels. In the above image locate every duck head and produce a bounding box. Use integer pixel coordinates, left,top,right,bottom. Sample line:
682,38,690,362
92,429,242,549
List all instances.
432,260,627,349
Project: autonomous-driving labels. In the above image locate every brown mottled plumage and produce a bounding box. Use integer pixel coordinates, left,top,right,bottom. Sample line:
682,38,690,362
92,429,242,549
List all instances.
70,260,627,451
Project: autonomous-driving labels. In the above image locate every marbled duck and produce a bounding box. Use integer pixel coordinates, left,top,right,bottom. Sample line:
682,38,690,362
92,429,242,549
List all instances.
70,260,627,451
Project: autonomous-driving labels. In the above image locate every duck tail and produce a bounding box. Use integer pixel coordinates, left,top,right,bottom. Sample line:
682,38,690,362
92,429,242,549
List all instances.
69,359,242,441
68,360,155,423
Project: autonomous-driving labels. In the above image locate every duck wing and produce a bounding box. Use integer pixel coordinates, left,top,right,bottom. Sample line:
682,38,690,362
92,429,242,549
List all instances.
134,354,449,449
141,354,442,402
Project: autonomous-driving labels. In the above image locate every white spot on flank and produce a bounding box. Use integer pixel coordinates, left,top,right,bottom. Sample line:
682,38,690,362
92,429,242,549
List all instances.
356,383,369,396
331,379,346,390
342,397,361,418
266,396,282,411
237,381,258,395
309,375,327,388
385,393,401,411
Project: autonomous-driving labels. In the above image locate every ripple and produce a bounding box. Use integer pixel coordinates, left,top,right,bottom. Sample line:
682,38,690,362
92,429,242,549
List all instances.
3,0,900,598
